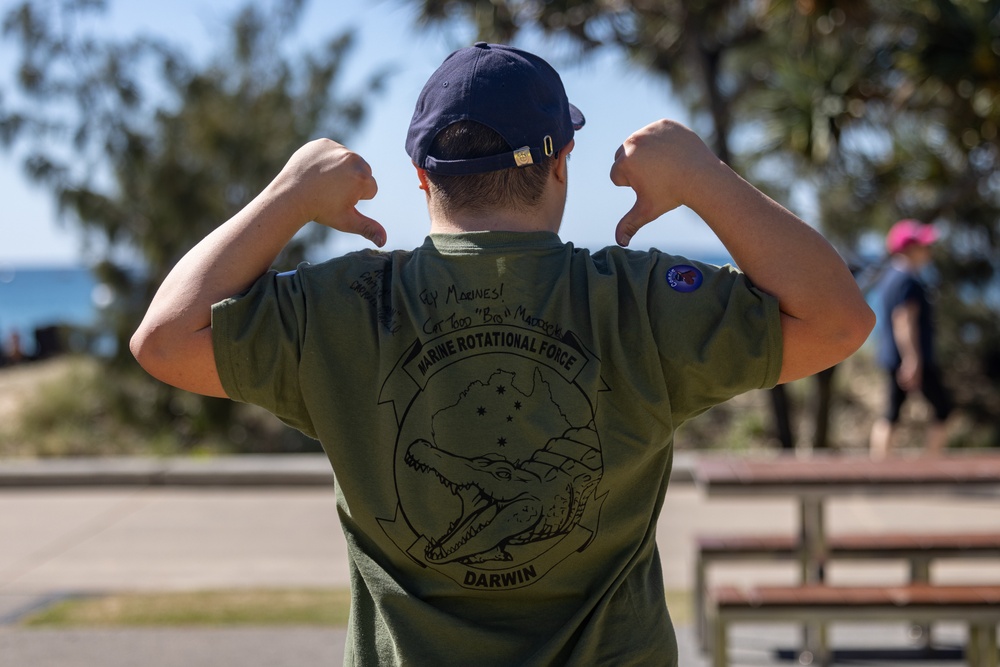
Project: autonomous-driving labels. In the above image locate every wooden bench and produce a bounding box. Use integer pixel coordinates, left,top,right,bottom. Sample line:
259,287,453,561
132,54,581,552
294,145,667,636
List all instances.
694,532,1000,650
709,584,1000,667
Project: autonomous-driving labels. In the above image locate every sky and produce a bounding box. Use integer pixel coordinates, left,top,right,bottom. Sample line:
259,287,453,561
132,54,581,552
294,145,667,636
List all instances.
0,0,731,268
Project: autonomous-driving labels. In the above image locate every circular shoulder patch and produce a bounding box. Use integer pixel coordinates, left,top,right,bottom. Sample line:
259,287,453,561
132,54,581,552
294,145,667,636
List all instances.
666,264,703,292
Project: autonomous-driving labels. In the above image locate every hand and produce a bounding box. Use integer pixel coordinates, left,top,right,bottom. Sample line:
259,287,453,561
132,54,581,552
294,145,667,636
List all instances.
281,139,387,247
609,119,720,246
897,356,923,391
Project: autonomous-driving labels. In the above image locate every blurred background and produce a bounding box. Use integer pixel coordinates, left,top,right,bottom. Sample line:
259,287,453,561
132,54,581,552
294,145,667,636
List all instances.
1,0,998,458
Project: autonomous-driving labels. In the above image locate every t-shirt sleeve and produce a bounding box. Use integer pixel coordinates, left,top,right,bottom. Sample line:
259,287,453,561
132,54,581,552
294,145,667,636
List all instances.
211,269,317,438
648,256,783,423
896,275,924,307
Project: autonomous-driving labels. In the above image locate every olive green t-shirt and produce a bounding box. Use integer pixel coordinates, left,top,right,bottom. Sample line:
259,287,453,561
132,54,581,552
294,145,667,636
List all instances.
212,231,782,666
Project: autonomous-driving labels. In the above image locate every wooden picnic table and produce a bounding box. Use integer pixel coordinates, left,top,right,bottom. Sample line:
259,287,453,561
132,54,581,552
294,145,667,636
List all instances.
694,453,1000,581
693,453,1000,664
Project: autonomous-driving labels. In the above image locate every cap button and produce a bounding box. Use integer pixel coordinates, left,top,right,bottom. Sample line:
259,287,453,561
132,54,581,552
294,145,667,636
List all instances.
474,41,489,48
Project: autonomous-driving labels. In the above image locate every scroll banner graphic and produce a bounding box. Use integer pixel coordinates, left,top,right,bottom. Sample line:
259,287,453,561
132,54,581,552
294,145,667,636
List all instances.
377,501,606,591
379,324,603,427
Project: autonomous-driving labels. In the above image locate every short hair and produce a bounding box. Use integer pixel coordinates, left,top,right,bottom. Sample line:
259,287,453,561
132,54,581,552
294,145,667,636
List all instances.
424,121,555,215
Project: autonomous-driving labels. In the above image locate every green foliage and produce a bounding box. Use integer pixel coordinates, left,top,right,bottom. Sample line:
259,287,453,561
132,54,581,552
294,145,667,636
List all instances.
0,0,386,449
0,357,320,456
19,587,690,627
22,588,352,627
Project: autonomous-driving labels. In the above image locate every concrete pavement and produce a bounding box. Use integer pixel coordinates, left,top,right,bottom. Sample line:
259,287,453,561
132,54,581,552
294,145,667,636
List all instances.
0,627,349,667
1,455,999,665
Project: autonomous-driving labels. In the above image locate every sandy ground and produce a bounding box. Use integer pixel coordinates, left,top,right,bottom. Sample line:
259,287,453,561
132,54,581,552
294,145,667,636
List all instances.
0,358,77,422
0,353,957,458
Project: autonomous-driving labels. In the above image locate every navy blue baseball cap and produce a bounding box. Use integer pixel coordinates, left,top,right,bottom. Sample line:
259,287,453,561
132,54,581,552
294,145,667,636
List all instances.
406,42,585,175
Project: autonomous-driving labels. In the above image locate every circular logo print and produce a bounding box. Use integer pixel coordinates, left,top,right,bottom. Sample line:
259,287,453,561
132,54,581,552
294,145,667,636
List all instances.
666,265,703,292
378,335,608,591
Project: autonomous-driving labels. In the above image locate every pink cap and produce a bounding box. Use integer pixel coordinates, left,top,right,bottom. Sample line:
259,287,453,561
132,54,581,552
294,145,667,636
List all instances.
886,219,937,254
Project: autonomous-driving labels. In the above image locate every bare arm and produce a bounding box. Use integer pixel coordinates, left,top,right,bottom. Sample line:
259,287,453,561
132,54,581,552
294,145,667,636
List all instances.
609,119,875,384
891,300,922,391
130,139,387,397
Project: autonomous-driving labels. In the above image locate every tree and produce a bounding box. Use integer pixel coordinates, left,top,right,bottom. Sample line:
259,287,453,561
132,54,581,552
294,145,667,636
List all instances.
412,0,767,161
851,0,1000,439
407,0,852,449
404,0,1000,448
0,0,387,450
746,0,1000,444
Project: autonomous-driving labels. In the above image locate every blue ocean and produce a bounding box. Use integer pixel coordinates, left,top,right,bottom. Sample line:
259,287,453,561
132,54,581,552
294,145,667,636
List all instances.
0,252,739,359
0,266,104,357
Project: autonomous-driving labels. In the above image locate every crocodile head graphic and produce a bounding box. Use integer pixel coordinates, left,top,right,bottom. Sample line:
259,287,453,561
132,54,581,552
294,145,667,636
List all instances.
404,425,602,565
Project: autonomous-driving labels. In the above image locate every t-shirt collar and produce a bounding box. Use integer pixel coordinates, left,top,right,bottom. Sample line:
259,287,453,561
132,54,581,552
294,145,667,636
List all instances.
424,230,563,255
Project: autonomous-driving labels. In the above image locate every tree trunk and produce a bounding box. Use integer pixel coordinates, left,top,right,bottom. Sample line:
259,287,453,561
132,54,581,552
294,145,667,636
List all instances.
812,366,837,450
769,385,795,450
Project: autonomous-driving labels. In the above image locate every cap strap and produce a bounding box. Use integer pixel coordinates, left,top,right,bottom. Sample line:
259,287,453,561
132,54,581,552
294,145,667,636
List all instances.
424,147,545,175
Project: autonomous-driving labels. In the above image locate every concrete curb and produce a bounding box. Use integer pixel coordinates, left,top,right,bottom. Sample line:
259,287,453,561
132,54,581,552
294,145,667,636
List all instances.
0,454,335,487
0,452,698,487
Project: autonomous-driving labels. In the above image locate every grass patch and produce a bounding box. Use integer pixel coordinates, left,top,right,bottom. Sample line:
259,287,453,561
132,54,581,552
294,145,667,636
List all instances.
0,356,320,457
21,588,352,628
21,587,693,628
665,588,692,625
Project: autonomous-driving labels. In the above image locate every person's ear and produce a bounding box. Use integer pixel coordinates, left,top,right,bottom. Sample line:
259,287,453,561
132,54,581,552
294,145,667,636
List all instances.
414,164,430,192
553,139,574,184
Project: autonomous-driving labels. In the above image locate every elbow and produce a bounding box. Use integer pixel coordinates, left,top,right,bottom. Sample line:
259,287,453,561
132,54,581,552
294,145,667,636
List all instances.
778,300,875,384
129,310,223,397
831,300,876,361
130,322,157,376
850,300,877,353
860,301,877,340
130,320,173,381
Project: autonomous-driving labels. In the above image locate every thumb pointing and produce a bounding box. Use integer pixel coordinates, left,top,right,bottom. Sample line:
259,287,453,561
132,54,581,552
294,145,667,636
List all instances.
615,200,652,247
353,210,387,247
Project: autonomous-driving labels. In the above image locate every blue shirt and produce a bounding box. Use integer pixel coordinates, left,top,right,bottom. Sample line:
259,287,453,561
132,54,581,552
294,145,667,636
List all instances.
875,264,935,370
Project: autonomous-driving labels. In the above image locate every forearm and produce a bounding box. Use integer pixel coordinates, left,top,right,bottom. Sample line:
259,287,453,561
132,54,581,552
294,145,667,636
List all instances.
610,119,874,382
131,176,307,395
131,138,383,397
892,304,921,364
149,179,305,332
691,164,872,381
688,162,857,323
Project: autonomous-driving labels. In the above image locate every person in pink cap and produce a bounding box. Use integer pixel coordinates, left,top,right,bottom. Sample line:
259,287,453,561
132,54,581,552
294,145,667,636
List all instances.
869,219,953,459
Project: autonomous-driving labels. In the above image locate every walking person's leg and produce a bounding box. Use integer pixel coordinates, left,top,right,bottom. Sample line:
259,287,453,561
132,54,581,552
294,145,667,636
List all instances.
870,372,906,460
920,365,953,456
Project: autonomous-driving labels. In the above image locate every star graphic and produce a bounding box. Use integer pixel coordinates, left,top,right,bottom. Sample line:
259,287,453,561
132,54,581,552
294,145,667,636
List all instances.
477,406,487,416
496,385,506,395
497,436,507,447
513,400,522,410
506,415,513,422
